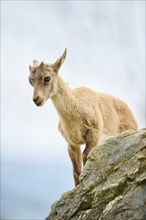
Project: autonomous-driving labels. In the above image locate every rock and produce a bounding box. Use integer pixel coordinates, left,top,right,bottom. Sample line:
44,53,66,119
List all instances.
45,129,146,220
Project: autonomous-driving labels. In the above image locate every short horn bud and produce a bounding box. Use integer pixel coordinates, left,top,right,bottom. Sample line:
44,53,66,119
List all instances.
40,61,45,66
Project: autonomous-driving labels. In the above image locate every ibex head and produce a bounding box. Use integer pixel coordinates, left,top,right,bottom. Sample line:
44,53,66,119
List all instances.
29,48,67,106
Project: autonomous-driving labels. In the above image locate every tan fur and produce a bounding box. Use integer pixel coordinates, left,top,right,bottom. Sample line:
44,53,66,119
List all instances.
29,49,138,186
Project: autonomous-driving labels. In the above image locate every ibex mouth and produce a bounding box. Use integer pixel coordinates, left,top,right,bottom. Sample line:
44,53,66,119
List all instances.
35,100,45,107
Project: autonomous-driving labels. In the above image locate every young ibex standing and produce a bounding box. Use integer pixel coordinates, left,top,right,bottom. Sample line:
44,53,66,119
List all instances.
29,49,138,186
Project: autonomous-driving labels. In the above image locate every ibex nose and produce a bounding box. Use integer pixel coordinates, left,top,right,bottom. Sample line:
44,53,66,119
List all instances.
33,96,39,103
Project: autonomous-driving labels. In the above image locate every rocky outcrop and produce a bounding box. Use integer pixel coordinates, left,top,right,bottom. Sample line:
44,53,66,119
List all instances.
46,129,146,220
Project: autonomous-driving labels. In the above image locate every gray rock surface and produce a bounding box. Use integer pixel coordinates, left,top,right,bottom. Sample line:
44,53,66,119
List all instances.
45,129,146,220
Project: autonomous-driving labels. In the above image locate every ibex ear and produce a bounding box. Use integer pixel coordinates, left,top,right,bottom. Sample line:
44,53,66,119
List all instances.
53,48,67,72
33,60,40,67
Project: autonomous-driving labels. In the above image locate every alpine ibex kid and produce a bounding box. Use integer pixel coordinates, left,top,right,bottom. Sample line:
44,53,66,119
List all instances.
29,49,138,186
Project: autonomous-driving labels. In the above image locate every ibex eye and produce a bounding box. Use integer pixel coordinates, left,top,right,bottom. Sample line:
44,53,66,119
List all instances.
44,76,51,82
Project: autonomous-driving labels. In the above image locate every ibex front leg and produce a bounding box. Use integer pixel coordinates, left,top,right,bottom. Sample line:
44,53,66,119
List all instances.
68,144,82,186
83,129,101,165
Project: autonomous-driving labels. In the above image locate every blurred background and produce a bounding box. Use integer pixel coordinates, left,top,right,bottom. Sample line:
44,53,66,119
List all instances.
1,1,145,219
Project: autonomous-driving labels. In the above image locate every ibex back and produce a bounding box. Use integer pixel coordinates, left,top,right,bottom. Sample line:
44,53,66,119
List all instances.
29,49,138,186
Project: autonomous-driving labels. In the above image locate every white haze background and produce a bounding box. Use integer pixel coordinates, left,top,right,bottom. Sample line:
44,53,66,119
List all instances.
1,1,145,219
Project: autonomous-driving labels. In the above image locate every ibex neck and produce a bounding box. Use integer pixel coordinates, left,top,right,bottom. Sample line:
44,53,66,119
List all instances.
51,76,76,117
